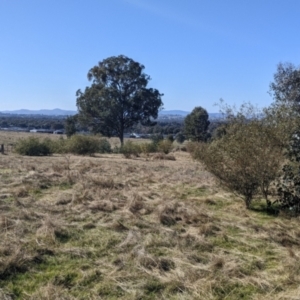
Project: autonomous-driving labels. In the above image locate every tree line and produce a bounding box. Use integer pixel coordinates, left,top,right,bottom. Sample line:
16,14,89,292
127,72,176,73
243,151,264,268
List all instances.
72,54,300,214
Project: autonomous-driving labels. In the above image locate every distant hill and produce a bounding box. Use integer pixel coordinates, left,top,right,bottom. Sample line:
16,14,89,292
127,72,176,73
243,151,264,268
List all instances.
159,110,190,116
160,110,223,119
1,109,77,116
0,108,223,119
209,113,223,119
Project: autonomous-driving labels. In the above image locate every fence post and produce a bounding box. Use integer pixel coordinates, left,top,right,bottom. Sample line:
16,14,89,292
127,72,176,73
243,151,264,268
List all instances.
0,144,4,154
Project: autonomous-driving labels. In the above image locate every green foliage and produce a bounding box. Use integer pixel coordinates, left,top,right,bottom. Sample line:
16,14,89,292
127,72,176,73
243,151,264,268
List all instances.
157,139,173,154
150,134,164,145
65,135,102,155
139,141,158,154
120,141,141,158
15,137,53,156
269,62,300,111
42,137,66,154
175,132,185,144
0,114,66,131
184,106,210,142
195,105,283,208
98,138,112,153
65,115,78,138
24,135,110,156
276,132,300,215
76,55,163,144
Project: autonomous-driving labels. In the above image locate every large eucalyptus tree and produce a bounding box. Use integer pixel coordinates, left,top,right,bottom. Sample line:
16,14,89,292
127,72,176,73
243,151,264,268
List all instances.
76,55,163,144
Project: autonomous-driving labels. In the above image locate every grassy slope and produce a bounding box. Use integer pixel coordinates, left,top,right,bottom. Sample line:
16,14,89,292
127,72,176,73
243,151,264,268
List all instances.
0,136,300,299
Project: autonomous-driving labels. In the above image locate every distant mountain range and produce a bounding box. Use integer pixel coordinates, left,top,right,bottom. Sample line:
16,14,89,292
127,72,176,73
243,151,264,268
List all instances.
159,110,190,116
0,108,222,119
0,108,77,116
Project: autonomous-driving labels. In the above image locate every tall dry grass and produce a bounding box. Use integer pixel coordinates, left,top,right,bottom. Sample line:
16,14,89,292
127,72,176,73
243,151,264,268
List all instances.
0,131,300,299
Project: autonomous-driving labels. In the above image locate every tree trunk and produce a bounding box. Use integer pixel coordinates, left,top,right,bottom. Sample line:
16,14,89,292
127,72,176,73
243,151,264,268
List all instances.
119,134,124,146
119,121,124,146
245,195,252,209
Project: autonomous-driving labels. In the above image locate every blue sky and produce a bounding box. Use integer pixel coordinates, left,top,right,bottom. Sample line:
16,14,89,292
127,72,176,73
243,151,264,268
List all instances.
1,0,300,112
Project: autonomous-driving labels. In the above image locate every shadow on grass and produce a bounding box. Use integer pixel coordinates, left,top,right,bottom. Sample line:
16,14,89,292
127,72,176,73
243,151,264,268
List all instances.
250,201,280,216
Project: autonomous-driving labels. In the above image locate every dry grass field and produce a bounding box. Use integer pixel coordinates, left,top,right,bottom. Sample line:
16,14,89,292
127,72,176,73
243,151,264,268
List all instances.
1,131,300,299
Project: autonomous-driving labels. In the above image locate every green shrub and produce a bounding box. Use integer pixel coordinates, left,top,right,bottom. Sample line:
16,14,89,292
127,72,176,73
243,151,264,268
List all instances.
98,139,111,153
198,120,283,208
112,145,121,154
15,137,52,156
140,142,157,154
190,142,208,161
276,132,300,215
176,132,185,144
151,134,164,145
66,135,100,155
120,141,141,158
157,140,173,154
167,134,174,143
43,137,67,154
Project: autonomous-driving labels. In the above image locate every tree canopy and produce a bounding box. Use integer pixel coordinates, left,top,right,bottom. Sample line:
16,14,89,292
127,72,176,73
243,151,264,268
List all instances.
184,106,210,142
269,62,300,111
65,115,78,138
76,55,163,144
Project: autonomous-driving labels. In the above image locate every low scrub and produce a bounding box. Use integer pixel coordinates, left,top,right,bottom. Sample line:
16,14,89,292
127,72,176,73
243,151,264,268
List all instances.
120,141,141,158
150,134,164,145
65,135,99,155
140,142,158,154
15,135,111,156
186,141,199,154
98,138,112,153
195,119,283,208
15,137,52,156
157,140,173,154
43,137,66,154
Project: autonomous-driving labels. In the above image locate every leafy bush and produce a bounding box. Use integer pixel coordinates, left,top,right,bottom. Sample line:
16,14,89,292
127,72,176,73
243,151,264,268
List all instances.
276,132,300,215
120,141,141,158
176,133,185,144
197,117,283,208
15,137,53,156
42,136,111,155
140,142,157,154
65,135,101,155
150,134,164,145
98,139,111,153
157,140,173,154
43,137,67,154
